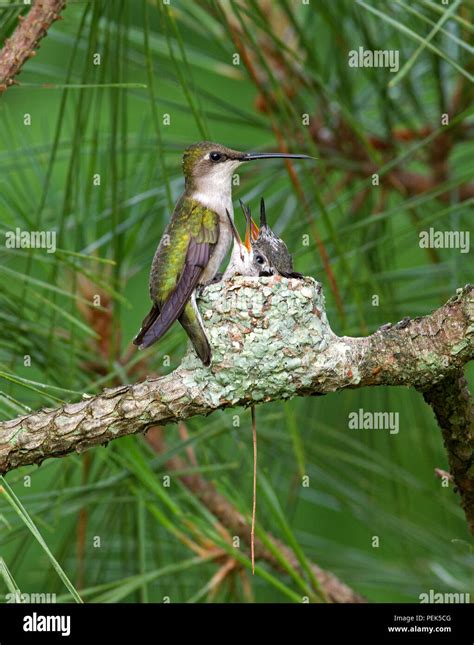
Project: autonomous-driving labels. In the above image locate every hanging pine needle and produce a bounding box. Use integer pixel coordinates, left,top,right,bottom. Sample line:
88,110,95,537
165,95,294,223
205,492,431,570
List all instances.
251,404,257,575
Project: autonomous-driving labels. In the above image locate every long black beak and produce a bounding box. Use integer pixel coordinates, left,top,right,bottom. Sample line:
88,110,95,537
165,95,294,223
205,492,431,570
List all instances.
241,152,315,161
259,197,268,229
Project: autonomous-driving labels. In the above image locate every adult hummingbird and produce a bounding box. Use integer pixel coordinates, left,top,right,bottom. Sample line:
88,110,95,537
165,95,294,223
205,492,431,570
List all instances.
133,141,313,365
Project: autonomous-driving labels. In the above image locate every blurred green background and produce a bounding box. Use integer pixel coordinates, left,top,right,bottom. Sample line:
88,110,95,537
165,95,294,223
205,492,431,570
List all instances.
0,0,473,603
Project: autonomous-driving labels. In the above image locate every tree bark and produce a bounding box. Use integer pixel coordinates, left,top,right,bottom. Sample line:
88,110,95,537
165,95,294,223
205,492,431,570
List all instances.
0,0,66,94
0,277,473,526
421,371,474,534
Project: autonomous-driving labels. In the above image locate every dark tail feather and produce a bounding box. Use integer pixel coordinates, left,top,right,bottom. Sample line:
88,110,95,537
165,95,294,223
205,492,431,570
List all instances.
179,303,212,366
133,303,160,346
139,307,176,349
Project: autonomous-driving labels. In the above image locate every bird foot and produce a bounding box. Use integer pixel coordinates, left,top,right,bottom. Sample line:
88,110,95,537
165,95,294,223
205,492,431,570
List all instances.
196,273,223,297
206,272,223,285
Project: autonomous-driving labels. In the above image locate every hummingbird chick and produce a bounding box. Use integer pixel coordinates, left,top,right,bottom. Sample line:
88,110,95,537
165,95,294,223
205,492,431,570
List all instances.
222,206,273,279
251,198,303,279
133,142,312,366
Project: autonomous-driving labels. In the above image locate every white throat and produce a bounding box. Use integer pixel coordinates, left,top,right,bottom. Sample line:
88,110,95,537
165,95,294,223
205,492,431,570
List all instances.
190,161,241,217
191,180,232,217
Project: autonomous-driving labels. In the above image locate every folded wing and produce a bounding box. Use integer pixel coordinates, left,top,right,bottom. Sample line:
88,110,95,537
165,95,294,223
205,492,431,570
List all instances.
134,207,219,349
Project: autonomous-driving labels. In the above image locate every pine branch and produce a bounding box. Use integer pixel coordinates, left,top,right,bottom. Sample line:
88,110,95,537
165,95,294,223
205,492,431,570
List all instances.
0,0,66,95
146,426,366,603
0,277,472,527
422,371,474,534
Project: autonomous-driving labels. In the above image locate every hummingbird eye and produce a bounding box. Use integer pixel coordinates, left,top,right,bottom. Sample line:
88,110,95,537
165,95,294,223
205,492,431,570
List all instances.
210,151,226,162
256,254,265,265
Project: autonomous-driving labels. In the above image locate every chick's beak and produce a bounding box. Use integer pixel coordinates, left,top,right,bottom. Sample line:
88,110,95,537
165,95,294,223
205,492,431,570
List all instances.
244,223,252,252
239,200,254,252
250,218,259,241
225,208,245,261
